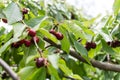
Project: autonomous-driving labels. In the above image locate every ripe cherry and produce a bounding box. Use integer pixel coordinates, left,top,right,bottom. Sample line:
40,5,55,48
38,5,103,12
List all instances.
28,29,36,37
24,40,31,47
91,42,96,49
18,39,25,44
1,72,8,79
32,36,40,43
22,8,28,14
11,42,20,48
49,29,56,34
85,42,96,51
35,58,45,68
2,18,7,23
55,32,64,40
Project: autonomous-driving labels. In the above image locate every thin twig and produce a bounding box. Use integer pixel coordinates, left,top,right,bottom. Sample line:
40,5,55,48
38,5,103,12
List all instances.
33,38,43,57
0,58,19,80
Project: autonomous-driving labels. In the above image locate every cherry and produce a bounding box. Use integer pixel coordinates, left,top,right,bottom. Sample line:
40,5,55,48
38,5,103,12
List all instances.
18,39,25,44
91,42,96,49
111,40,120,48
28,29,36,37
55,32,64,40
85,42,96,51
32,36,40,43
1,72,8,79
11,42,20,48
49,29,64,40
35,58,45,68
2,18,7,23
24,40,31,47
22,8,28,14
49,29,56,34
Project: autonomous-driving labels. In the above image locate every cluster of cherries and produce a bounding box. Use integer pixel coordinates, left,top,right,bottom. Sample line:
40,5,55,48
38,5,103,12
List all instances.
49,29,63,40
11,29,39,48
107,40,120,48
1,8,28,23
85,42,96,51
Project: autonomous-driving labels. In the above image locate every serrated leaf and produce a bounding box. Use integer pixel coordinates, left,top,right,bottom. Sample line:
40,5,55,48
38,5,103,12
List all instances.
39,28,58,43
48,54,59,69
113,0,120,15
18,66,36,80
3,2,22,24
26,16,44,28
68,32,77,46
59,59,73,76
20,45,37,67
48,65,61,80
0,27,5,36
0,39,12,56
72,74,83,80
74,41,87,57
74,41,90,64
29,67,46,80
13,23,26,41
101,39,116,55
59,26,70,53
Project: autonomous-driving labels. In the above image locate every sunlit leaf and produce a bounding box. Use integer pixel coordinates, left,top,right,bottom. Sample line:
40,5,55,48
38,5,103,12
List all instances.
3,2,22,24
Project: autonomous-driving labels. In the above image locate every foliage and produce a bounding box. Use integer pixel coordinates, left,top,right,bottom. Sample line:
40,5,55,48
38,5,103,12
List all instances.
0,0,120,80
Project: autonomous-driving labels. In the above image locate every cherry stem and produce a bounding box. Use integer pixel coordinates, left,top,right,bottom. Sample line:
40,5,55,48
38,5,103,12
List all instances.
33,38,43,57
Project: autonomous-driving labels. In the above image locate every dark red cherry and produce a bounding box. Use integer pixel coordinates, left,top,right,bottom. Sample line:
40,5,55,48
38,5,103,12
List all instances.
91,42,96,49
31,36,40,43
55,32,64,40
49,29,56,34
11,42,20,48
22,8,28,14
2,18,7,23
35,58,45,68
24,40,31,47
18,39,25,44
28,29,36,37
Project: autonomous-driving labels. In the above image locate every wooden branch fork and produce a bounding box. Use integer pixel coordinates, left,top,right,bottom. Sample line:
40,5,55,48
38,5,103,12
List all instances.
43,37,120,72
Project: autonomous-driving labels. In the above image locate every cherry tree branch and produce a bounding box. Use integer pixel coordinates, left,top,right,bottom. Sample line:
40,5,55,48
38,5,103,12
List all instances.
0,58,19,80
43,37,120,72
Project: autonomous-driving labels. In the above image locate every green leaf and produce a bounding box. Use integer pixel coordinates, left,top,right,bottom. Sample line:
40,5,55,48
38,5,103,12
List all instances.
0,39,12,56
29,67,46,80
26,16,45,28
20,45,37,68
3,2,22,24
66,59,86,76
48,54,60,69
0,27,5,36
18,66,36,80
68,32,77,46
101,39,116,55
114,73,120,80
113,0,120,15
59,26,70,53
111,24,120,36
39,28,58,43
74,41,90,64
13,23,26,41
48,64,61,80
37,37,45,50
62,21,85,39
72,74,83,80
59,59,73,76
